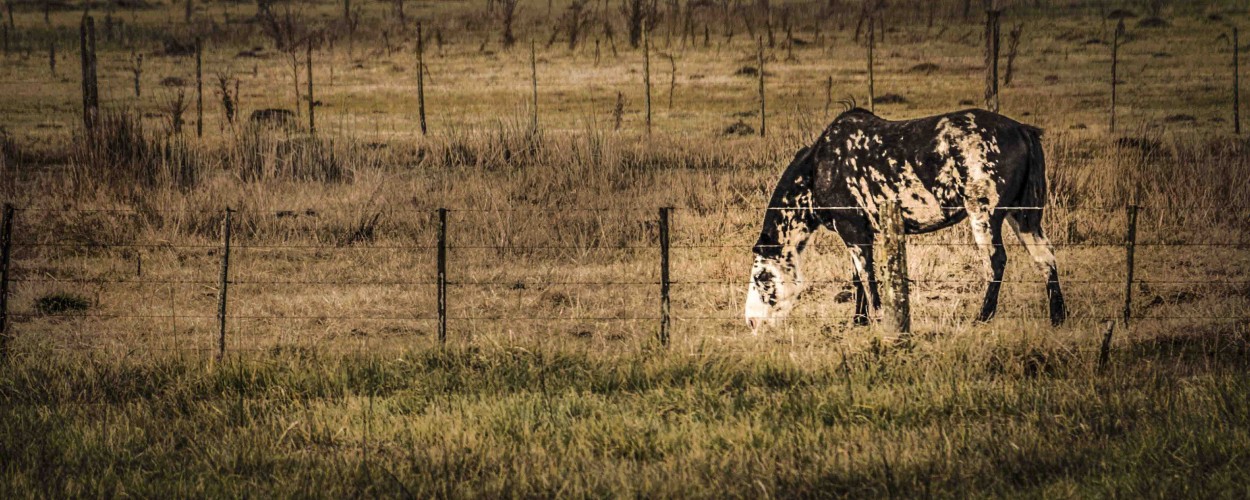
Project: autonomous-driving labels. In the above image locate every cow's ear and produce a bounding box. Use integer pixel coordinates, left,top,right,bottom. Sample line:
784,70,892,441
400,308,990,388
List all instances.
792,146,810,162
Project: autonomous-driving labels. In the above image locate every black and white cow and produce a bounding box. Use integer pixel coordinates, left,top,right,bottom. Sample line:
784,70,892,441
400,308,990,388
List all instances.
744,108,1066,330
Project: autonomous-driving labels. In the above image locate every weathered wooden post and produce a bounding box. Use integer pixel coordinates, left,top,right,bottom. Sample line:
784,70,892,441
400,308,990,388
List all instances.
0,204,14,363
306,38,315,135
658,207,672,347
1111,19,1124,133
824,75,832,118
757,36,766,136
216,207,233,361
79,15,98,132
984,8,1000,113
1122,204,1138,325
530,39,538,131
437,208,447,345
644,25,651,135
416,22,427,135
880,198,910,334
1098,321,1115,370
1234,25,1241,135
196,38,204,138
867,19,875,113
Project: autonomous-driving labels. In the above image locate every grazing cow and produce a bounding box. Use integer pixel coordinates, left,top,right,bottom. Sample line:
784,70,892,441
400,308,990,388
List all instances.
744,108,1066,331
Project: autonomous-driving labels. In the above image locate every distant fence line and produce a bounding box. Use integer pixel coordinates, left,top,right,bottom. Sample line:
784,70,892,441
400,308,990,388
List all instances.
0,201,1248,362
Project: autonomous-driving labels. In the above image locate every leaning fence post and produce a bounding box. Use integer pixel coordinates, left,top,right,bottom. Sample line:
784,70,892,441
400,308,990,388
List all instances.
1122,204,1138,326
880,198,910,334
0,204,14,363
437,208,447,345
416,21,427,135
216,207,232,360
658,207,671,347
1098,320,1115,370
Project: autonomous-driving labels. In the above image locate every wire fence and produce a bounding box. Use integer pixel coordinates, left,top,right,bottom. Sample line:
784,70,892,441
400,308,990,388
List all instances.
1,202,1248,360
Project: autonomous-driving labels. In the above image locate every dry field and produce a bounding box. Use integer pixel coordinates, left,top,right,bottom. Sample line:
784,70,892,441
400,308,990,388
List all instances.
2,0,1250,497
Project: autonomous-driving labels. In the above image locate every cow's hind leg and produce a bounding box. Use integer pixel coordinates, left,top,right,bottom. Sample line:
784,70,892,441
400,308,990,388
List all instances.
968,207,1008,322
1007,212,1067,325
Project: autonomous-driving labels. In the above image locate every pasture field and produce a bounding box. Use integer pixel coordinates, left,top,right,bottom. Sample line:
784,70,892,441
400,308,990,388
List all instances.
2,0,1250,497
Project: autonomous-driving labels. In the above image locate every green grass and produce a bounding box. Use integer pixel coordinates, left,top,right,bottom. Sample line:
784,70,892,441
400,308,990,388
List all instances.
3,333,1249,498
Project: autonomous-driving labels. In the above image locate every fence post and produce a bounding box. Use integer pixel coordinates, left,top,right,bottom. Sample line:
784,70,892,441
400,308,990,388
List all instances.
530,39,538,132
1098,320,1115,370
867,19,874,113
643,25,651,135
1110,19,1124,133
757,35,766,136
1122,204,1138,326
79,14,98,132
417,22,427,135
306,38,315,135
195,38,204,138
880,198,910,334
658,207,671,347
437,208,447,346
984,8,1000,113
0,204,14,363
216,207,232,361
1234,25,1240,135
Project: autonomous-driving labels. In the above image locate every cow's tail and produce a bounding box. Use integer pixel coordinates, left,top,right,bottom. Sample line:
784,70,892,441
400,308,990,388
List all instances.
1014,125,1047,231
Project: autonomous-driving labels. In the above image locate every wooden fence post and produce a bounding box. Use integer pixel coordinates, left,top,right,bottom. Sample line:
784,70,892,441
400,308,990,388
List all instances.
416,22,427,135
1234,25,1240,135
1111,19,1124,133
0,204,14,363
79,15,98,132
984,9,1000,113
306,38,315,135
530,39,538,131
644,25,652,135
880,198,910,334
757,36,766,136
658,207,671,347
1122,204,1138,326
1098,320,1115,370
216,207,232,361
196,38,203,138
867,19,875,113
437,208,447,345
